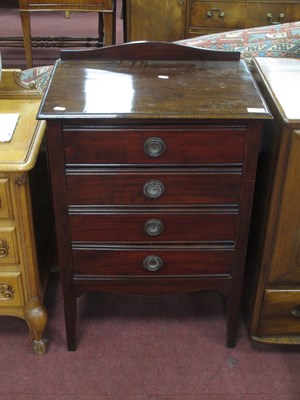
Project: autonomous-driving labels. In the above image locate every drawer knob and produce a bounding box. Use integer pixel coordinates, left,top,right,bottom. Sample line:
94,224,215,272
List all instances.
290,305,300,318
267,12,285,24
143,180,165,199
143,255,163,272
0,238,8,258
144,219,164,236
207,8,226,18
144,137,166,157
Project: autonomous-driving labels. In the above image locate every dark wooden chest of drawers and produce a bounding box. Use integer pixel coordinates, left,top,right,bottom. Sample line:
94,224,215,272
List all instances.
38,42,271,350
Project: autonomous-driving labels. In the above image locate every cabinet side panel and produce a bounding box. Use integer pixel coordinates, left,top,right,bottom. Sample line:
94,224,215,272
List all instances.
126,0,186,41
268,129,300,284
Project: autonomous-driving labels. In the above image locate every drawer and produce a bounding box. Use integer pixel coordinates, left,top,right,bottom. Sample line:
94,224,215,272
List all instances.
63,127,247,165
244,3,300,27
72,246,234,276
257,289,300,337
189,2,247,33
0,272,23,307
25,0,113,10
66,169,242,206
69,212,237,242
0,178,12,220
188,1,300,35
0,227,19,265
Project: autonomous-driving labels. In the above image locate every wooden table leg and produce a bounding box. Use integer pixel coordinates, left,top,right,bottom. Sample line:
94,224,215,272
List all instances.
19,10,33,68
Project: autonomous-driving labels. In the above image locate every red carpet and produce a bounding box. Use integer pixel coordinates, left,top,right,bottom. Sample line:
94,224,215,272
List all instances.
0,273,300,399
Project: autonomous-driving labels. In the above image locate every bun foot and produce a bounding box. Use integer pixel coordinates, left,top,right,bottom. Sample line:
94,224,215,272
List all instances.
32,338,48,355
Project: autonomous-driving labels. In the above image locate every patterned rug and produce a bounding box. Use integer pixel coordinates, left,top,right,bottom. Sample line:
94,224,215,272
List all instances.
177,21,300,64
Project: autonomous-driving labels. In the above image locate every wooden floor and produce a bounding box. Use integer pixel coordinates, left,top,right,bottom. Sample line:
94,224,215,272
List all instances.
1,272,300,399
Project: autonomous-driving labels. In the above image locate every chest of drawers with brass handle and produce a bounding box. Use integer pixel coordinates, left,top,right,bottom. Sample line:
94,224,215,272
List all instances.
38,42,271,350
124,0,300,43
187,0,300,37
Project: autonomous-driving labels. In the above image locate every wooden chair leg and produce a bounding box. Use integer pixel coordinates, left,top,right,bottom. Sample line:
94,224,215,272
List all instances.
19,10,33,68
103,11,116,46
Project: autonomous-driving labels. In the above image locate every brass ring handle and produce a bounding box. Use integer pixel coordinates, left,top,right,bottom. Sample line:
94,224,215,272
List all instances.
144,219,164,236
144,137,166,157
267,12,285,24
207,8,226,18
290,305,300,318
143,180,165,199
143,255,163,272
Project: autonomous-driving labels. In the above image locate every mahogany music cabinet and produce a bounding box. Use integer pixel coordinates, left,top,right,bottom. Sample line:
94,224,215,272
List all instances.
38,42,271,350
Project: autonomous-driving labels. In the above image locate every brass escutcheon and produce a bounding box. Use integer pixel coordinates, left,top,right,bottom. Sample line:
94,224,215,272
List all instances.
267,12,285,24
207,8,226,18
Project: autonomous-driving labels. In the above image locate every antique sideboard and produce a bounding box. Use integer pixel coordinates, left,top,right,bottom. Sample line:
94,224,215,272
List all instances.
38,42,271,350
124,0,300,42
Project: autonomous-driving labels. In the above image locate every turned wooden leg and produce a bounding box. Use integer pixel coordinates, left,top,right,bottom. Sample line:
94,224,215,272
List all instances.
19,10,33,68
103,9,116,46
25,304,48,355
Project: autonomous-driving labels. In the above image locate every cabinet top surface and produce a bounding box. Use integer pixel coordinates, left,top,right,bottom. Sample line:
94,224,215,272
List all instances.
253,58,300,123
38,59,271,121
0,70,45,171
0,99,46,171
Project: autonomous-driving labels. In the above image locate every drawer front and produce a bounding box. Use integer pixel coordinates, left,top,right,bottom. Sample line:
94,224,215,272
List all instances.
245,3,300,27
188,2,300,35
0,178,11,220
63,127,247,165
66,170,242,206
257,289,300,336
0,273,23,307
69,212,237,242
26,0,113,10
72,247,234,276
0,227,19,265
189,2,247,32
